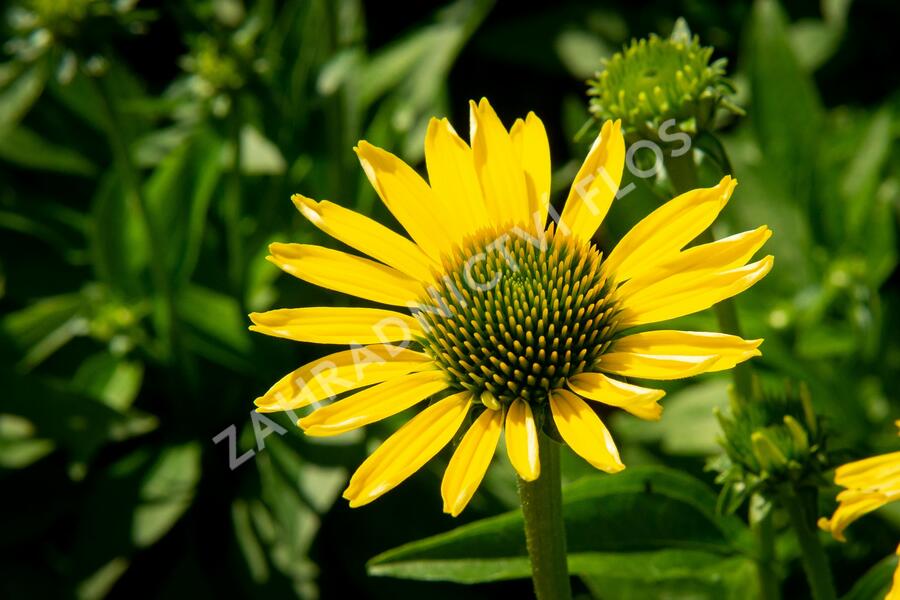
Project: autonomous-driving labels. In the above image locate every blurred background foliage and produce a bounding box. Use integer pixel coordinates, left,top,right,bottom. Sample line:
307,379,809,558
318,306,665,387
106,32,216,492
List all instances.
1,0,898,598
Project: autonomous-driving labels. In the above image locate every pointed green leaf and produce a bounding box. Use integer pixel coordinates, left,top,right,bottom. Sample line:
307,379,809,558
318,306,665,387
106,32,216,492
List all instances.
368,466,752,583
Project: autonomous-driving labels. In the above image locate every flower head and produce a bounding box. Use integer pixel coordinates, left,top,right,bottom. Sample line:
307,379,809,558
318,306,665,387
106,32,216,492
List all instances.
250,98,772,516
587,19,740,143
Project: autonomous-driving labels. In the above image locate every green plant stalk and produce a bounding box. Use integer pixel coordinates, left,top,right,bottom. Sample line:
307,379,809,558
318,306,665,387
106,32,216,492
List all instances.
663,147,779,600
91,73,175,362
778,488,837,600
517,435,572,600
750,493,782,600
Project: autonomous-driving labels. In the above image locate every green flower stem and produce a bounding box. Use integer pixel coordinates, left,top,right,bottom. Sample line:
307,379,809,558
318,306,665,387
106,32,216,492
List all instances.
517,435,572,600
778,488,837,600
750,493,782,600
91,73,175,362
664,147,779,600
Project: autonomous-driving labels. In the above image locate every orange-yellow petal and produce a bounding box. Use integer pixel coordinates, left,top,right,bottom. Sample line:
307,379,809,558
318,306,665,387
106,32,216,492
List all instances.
249,307,421,345
355,141,457,261
505,399,540,481
616,255,774,327
254,344,433,413
469,98,530,227
267,243,425,306
441,407,503,516
549,389,624,473
510,112,552,228
605,176,737,283
291,194,436,283
424,117,491,235
567,372,664,420
298,370,448,436
343,391,471,507
609,331,763,373
559,119,625,244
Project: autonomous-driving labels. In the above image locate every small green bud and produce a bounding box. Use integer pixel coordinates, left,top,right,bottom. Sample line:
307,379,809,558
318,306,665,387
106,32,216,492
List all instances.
586,18,742,144
752,430,789,473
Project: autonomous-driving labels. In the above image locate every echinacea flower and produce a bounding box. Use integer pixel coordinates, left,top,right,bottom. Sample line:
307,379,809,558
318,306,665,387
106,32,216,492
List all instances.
819,425,900,599
250,98,772,516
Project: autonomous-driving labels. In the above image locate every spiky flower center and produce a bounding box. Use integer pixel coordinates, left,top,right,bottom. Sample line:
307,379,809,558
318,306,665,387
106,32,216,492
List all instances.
587,28,735,140
415,228,619,407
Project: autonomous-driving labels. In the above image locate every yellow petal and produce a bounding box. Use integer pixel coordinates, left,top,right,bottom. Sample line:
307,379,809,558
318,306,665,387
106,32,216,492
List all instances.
598,352,719,380
267,243,425,306
291,194,435,283
610,331,763,373
505,399,540,481
254,344,434,413
469,98,530,227
298,370,448,436
549,389,624,473
834,451,900,489
509,112,552,228
343,391,471,507
623,225,772,291
567,372,664,420
441,407,503,516
424,117,491,235
818,492,889,542
617,255,774,327
249,307,421,344
559,119,625,244
355,141,456,261
605,176,737,283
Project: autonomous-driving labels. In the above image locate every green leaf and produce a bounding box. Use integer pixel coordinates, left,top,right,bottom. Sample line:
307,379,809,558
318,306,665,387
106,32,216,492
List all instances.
90,172,150,297
841,107,893,239
236,124,287,175
0,292,88,370
132,443,202,547
358,0,492,156
368,466,752,583
0,367,157,466
578,550,759,600
0,125,96,174
0,414,54,469
144,129,225,285
69,443,201,589
842,551,898,600
0,60,47,131
176,284,253,370
71,353,144,411
745,0,823,205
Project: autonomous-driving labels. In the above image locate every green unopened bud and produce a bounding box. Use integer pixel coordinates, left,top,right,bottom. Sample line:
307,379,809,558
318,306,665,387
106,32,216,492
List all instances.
711,380,830,511
783,415,809,452
586,18,742,144
752,430,789,474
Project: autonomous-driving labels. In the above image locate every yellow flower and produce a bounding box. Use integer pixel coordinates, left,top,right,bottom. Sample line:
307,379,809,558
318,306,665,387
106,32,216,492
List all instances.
250,98,772,516
819,428,900,599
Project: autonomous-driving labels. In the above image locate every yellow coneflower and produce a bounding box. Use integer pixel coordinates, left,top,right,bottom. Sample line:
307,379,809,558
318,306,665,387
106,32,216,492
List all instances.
819,426,900,600
250,98,772,516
